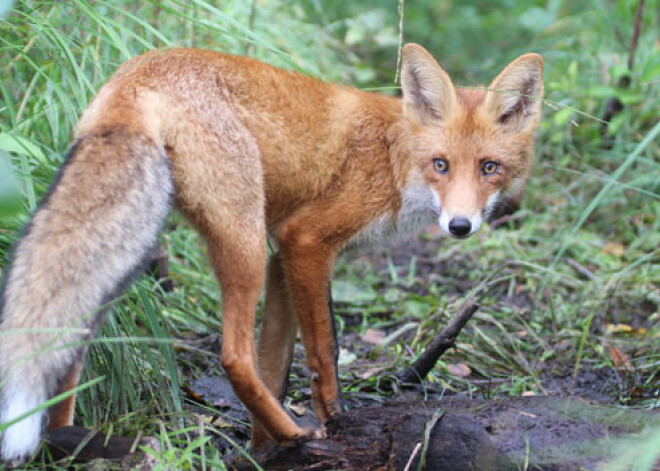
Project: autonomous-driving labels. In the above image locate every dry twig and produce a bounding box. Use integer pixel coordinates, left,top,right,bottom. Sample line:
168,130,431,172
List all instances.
398,301,479,384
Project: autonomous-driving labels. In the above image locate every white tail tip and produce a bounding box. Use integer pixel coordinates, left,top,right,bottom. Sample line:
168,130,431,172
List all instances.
0,386,44,465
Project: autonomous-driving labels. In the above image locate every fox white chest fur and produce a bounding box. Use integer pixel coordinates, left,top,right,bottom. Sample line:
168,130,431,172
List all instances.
348,181,441,247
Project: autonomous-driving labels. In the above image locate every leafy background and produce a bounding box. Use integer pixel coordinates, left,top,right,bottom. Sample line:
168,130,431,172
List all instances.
0,0,659,469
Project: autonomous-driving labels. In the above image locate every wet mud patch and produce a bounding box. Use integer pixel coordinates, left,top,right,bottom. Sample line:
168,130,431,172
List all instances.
228,396,659,470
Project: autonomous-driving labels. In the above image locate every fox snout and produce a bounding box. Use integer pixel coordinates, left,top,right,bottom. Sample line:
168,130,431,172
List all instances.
448,217,472,237
439,211,484,239
437,189,503,238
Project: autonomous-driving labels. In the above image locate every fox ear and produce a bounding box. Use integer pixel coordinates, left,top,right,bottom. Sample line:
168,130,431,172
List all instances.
401,44,457,124
486,53,544,133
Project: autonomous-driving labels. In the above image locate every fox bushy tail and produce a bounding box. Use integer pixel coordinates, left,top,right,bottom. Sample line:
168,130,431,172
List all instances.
0,129,172,464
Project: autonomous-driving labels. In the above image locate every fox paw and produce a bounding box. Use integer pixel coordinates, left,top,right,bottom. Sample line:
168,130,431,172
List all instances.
305,426,326,440
280,426,325,447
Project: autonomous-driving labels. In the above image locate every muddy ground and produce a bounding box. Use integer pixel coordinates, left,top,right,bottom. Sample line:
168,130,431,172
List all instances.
187,375,659,470
177,234,659,470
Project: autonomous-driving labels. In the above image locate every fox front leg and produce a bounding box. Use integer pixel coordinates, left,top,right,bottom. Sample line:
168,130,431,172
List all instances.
277,223,346,421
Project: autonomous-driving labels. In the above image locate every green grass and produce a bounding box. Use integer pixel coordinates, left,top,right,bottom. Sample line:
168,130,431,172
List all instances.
1,0,659,469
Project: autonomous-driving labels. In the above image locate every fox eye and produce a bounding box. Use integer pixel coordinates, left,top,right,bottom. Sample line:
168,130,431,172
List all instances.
432,158,448,174
481,161,500,175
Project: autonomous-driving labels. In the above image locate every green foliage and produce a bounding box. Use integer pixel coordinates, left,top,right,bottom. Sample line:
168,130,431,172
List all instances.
0,0,659,468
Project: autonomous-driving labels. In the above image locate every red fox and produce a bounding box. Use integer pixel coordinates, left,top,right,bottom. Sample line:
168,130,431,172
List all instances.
0,44,543,465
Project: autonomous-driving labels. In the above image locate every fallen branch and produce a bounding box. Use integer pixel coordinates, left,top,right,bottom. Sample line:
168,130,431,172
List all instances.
398,301,479,384
45,426,159,467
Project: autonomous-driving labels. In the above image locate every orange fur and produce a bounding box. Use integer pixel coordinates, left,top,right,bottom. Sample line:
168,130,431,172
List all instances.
0,44,544,463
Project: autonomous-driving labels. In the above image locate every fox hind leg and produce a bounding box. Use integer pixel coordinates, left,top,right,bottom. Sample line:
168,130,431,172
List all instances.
192,205,306,441
47,357,84,429
251,252,299,447
171,123,308,442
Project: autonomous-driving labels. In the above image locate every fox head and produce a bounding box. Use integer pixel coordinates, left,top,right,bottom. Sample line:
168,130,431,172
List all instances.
400,44,544,238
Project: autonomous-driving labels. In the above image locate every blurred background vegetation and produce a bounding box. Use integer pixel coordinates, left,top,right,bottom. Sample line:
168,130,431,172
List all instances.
0,0,659,469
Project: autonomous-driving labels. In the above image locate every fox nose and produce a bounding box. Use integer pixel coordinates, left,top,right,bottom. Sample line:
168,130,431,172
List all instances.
448,217,471,237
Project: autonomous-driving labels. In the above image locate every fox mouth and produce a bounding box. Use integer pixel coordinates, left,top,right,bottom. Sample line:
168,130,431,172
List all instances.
449,232,472,240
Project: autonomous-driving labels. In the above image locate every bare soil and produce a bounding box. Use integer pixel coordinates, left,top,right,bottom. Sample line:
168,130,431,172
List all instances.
179,234,659,469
